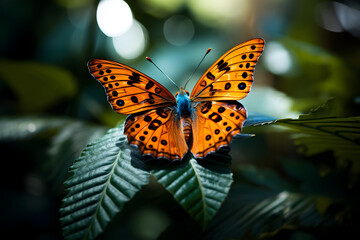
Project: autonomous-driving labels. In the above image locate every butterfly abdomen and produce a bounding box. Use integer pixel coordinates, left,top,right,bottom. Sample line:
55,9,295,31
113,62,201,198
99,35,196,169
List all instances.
181,117,192,144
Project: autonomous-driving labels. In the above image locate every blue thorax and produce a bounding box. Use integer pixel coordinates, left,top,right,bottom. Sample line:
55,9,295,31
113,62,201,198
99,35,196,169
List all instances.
176,90,191,116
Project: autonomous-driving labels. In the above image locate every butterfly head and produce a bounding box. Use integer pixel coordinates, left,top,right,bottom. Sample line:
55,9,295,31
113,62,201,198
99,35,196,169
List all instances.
175,86,189,98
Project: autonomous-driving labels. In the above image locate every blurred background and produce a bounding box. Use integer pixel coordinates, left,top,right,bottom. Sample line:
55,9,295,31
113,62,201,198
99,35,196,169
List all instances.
0,0,359,239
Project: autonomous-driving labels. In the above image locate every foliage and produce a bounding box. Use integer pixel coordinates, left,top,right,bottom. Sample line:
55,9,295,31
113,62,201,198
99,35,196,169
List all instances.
274,100,360,171
202,160,337,239
152,159,232,227
277,116,360,162
60,126,150,239
56,100,359,239
59,124,234,239
159,160,331,240
0,101,359,239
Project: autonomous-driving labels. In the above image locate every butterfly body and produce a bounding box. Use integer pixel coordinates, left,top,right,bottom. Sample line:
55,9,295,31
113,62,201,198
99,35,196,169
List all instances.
88,38,265,161
175,87,192,117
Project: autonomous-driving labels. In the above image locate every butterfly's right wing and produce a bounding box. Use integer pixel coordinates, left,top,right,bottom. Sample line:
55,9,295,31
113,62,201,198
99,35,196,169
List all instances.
88,59,176,115
191,101,247,159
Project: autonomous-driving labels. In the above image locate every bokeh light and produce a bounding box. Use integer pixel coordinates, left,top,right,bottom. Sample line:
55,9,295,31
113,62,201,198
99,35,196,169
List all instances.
112,20,148,59
163,15,195,46
139,0,185,17
334,1,360,38
96,0,133,37
241,86,297,118
316,1,360,38
315,2,343,33
263,41,292,75
188,0,247,28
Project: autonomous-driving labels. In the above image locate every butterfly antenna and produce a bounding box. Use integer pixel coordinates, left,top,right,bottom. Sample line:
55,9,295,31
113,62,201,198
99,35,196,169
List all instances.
146,57,180,91
183,48,212,90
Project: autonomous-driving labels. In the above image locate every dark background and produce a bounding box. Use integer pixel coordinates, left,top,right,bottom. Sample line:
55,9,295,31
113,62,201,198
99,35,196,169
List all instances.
0,0,359,239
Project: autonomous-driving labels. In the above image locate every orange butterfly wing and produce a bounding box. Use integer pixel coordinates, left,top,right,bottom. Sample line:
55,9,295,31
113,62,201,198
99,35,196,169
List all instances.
191,101,247,159
190,38,264,102
124,107,188,161
88,59,176,115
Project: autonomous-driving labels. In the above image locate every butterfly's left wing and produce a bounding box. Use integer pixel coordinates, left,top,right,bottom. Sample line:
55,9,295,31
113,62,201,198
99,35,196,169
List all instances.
191,101,247,159
88,59,176,115
190,38,264,102
124,106,188,161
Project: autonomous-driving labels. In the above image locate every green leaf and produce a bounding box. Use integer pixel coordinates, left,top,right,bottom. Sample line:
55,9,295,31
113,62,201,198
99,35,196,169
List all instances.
275,116,360,162
0,116,71,141
260,100,360,163
151,159,233,227
0,60,77,112
60,126,150,240
298,98,339,119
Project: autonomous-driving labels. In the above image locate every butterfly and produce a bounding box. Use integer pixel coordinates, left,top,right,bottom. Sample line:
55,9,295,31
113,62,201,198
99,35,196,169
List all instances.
88,38,264,161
